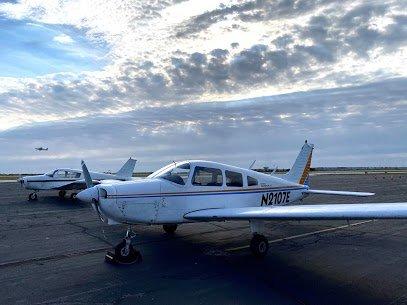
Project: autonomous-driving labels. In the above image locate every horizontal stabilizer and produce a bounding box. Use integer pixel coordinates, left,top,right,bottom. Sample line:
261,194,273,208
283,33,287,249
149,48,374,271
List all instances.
305,189,374,197
184,203,407,221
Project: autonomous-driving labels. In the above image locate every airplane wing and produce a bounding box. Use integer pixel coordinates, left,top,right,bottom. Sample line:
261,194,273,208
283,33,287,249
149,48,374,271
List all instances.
53,179,100,190
184,203,407,221
305,189,374,197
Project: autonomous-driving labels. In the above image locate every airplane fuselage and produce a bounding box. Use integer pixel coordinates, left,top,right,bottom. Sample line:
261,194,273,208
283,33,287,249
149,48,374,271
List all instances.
83,160,308,225
20,170,125,191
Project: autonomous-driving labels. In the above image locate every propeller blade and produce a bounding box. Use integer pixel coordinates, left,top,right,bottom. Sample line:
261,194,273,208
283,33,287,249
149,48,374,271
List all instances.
81,160,93,188
91,198,104,222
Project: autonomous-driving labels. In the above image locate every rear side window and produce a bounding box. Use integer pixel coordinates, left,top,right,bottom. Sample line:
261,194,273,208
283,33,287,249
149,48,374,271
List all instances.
247,176,258,186
226,170,243,187
192,167,223,186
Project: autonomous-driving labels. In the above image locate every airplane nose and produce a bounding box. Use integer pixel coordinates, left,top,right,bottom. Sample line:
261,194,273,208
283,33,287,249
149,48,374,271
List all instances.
77,187,99,203
18,178,26,187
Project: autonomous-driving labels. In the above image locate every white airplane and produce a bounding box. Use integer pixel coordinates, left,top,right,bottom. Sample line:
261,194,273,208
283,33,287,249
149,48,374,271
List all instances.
76,142,407,264
19,158,137,201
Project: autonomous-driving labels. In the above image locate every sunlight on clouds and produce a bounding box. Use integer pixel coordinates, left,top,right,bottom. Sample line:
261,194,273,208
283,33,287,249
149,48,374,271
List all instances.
0,0,405,132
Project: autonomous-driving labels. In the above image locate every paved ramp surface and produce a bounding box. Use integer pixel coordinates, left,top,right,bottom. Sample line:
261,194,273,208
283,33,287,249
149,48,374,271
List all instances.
0,174,407,304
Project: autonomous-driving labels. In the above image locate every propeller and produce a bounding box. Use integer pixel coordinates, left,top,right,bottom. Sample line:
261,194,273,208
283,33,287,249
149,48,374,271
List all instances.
78,160,105,222
81,160,93,188
17,174,23,187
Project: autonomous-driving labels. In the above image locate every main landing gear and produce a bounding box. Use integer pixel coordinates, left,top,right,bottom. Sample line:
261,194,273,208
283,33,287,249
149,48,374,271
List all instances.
70,192,77,201
250,234,269,258
28,192,38,201
249,220,269,258
163,224,178,234
105,226,142,265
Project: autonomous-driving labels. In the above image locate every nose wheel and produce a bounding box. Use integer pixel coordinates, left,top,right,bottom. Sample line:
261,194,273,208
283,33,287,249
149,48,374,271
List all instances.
58,190,66,199
105,227,142,265
28,192,38,201
163,224,178,234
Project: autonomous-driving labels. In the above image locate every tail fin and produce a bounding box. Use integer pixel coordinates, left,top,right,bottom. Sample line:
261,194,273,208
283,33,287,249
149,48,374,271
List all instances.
283,141,314,185
116,158,137,178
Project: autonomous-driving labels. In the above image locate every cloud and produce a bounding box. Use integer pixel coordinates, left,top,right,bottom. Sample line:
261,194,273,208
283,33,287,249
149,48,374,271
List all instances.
53,33,74,44
1,77,406,172
0,0,405,170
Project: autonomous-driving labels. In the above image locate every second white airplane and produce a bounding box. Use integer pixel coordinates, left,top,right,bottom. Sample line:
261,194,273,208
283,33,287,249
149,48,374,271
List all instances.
19,158,137,201
77,142,407,264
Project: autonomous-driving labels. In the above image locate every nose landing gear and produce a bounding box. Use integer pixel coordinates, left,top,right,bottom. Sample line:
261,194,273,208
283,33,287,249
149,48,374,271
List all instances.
105,226,142,265
163,224,178,234
28,192,38,201
58,190,66,199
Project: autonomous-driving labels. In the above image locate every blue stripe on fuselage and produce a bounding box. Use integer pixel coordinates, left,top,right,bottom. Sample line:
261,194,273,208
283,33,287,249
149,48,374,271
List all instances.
107,187,306,199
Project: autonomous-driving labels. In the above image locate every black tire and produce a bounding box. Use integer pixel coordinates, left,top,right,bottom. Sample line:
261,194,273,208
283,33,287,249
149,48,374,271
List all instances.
250,234,269,258
58,190,66,198
114,239,141,264
28,193,38,201
163,224,178,234
70,193,77,201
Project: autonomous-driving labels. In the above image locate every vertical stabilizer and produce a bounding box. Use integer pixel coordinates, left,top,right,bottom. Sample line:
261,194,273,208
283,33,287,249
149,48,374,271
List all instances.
283,141,314,184
116,158,137,178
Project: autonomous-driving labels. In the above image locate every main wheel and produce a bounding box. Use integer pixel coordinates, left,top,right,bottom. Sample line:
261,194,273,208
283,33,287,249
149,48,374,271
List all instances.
250,234,269,258
113,239,142,264
163,224,178,234
28,193,38,201
58,190,66,198
70,193,77,201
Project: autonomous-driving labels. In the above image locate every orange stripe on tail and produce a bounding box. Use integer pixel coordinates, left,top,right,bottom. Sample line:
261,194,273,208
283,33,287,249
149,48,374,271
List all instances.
299,150,312,185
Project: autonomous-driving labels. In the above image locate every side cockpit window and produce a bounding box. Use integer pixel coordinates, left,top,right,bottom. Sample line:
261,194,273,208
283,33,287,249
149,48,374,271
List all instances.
54,170,68,178
247,176,258,186
226,170,243,187
54,170,81,179
192,167,223,186
158,163,191,185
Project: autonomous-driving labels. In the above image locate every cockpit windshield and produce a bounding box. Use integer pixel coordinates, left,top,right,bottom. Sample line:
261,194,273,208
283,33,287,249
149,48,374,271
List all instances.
152,163,191,185
45,170,56,177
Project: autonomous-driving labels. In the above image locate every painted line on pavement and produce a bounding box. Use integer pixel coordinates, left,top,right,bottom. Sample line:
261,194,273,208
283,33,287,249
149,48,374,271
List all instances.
226,220,374,252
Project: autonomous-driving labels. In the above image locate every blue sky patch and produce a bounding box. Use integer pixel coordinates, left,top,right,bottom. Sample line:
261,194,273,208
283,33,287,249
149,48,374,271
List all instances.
0,16,109,77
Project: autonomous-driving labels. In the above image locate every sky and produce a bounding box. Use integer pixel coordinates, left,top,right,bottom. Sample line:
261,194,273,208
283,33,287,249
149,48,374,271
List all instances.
0,0,406,173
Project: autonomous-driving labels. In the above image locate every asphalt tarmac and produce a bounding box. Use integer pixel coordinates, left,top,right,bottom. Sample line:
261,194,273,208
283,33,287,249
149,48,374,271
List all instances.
1,173,407,305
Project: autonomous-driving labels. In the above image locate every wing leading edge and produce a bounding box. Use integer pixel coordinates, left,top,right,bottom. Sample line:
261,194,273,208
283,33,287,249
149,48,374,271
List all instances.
305,189,375,197
184,203,407,221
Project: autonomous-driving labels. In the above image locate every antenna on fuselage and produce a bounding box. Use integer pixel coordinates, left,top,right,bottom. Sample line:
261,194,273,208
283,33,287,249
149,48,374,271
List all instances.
249,160,256,170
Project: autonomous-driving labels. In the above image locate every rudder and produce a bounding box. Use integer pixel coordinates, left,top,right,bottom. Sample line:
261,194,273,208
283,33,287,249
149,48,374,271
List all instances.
283,141,314,184
116,158,137,178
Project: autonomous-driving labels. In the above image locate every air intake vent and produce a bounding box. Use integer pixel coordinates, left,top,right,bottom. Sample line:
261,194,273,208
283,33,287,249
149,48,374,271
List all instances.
99,188,108,198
